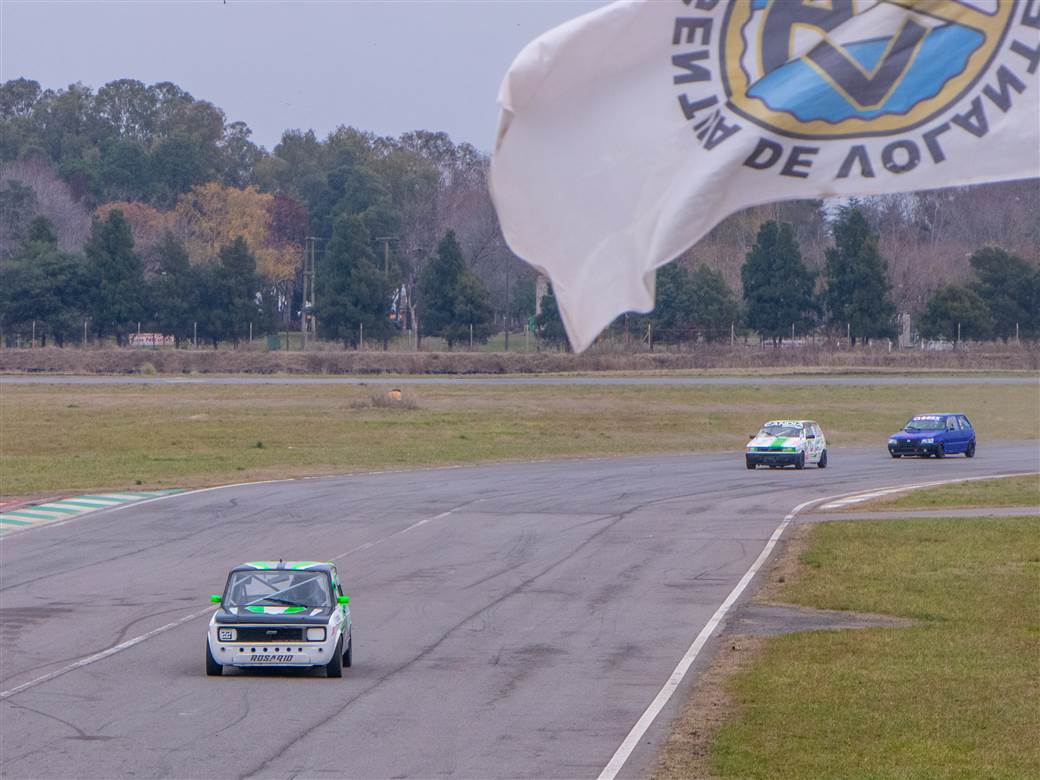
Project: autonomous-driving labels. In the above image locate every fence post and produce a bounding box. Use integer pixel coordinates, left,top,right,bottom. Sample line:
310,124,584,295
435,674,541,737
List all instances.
193,321,198,348
32,319,36,348
249,322,253,342
470,323,473,349
360,322,364,350
83,320,88,346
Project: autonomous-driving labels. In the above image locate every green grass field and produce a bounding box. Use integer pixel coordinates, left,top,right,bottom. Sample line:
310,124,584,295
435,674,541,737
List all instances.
850,473,1040,512
1,380,1037,496
710,516,1040,779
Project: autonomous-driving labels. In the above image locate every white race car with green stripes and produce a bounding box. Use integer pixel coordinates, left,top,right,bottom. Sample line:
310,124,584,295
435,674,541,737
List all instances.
206,561,352,678
745,420,828,470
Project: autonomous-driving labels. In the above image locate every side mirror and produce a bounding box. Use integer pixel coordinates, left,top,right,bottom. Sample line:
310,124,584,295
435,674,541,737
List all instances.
210,594,222,603
338,595,350,605
748,433,755,440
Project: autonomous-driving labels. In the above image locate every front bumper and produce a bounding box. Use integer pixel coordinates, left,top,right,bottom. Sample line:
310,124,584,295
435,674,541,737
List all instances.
888,441,938,456
746,451,801,466
208,624,341,668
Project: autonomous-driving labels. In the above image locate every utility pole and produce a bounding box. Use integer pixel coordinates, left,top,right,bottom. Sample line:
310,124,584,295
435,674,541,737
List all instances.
302,237,319,349
375,236,398,350
503,262,510,352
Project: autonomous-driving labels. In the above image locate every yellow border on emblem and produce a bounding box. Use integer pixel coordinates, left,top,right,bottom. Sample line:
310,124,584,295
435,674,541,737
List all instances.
724,0,1014,138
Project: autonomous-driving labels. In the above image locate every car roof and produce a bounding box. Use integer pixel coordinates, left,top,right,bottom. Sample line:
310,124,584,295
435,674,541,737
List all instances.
762,420,817,426
230,561,335,574
911,413,966,417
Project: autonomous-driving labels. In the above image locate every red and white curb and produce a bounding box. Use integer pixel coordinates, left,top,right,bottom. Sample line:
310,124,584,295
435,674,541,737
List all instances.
0,490,183,534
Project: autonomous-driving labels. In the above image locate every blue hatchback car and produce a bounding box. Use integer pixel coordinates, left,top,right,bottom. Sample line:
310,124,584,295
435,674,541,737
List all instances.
888,413,976,459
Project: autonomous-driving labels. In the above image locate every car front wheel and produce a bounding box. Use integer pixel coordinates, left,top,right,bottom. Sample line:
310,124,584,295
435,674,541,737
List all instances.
326,637,344,678
746,458,756,470
817,450,827,469
795,452,805,470
935,444,945,459
344,634,353,668
966,441,976,458
206,641,222,676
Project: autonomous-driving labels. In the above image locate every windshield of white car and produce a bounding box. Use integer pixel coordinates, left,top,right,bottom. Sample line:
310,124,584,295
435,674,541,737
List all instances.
904,418,945,432
224,571,332,608
759,425,803,438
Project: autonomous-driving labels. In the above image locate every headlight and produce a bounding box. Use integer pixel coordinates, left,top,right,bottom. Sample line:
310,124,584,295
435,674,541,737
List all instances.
888,439,897,444
922,438,934,444
218,627,236,642
306,627,326,642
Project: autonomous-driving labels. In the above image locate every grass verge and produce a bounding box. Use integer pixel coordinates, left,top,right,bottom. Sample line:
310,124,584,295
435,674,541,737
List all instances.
848,473,1040,512
706,516,1040,779
1,381,1037,496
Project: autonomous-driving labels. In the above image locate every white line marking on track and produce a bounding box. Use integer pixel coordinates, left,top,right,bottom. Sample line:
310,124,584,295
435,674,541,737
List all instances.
0,607,216,701
330,507,467,561
595,470,1034,780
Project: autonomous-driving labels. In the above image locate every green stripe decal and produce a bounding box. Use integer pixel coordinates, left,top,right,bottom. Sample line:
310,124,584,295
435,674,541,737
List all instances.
0,517,33,525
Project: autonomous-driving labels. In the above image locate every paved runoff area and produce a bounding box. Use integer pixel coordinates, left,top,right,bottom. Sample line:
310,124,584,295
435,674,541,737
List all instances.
1,445,1037,779
0,490,182,535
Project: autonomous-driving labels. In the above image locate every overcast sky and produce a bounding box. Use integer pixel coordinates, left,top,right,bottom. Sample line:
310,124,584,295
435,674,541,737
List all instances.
1,0,606,153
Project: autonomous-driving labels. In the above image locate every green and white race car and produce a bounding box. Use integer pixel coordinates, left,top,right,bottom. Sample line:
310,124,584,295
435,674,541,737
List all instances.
745,419,828,470
206,561,352,678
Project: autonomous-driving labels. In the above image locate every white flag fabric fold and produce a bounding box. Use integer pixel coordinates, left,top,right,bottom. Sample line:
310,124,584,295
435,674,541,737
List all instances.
490,0,1040,352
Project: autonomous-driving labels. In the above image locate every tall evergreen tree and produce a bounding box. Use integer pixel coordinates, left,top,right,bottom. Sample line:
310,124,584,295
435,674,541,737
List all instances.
918,285,993,342
823,205,897,345
536,283,568,348
195,236,272,346
150,232,199,345
0,217,88,346
741,221,816,345
419,231,493,348
649,263,694,343
315,214,393,348
689,264,741,341
967,247,1036,340
84,209,147,342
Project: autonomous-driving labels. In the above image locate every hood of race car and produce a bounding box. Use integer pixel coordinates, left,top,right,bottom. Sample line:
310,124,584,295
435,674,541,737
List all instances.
747,435,802,452
214,605,334,625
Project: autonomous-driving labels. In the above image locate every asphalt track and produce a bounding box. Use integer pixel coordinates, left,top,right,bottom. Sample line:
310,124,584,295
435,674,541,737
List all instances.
1,445,1037,779
2,374,1036,386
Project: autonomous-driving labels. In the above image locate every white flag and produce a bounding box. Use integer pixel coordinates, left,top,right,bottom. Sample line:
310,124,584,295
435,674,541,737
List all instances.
490,0,1040,352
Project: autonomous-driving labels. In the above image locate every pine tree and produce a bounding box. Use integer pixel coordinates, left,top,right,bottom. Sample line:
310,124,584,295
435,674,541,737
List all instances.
918,286,993,342
967,247,1035,340
823,205,896,345
418,231,493,349
0,217,88,346
536,283,568,348
741,221,816,345
650,263,694,343
316,214,393,348
84,209,147,343
689,264,741,342
151,232,199,345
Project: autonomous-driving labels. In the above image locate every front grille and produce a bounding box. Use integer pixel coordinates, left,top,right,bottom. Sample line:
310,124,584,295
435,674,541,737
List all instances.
235,626,304,642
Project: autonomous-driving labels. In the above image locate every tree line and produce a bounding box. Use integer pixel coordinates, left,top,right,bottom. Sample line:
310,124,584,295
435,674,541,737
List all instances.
536,204,1040,348
2,76,1038,349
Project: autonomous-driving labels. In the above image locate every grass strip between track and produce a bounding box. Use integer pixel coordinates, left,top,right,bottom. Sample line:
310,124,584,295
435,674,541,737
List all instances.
3,381,1038,496
701,515,1040,779
842,472,1040,512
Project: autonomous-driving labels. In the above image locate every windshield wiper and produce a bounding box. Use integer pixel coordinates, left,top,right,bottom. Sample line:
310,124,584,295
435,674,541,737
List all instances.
264,597,308,607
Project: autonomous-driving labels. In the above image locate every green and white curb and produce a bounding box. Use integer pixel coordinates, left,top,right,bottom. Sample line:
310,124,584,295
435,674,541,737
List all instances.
0,490,183,534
